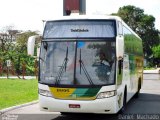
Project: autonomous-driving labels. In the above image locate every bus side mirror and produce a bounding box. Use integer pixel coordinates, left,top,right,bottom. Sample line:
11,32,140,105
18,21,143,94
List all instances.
118,59,123,75
116,36,124,60
27,35,39,56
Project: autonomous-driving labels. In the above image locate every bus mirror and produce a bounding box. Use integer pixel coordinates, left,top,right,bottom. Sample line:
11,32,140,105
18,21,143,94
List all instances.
27,35,39,56
116,36,124,60
43,42,48,50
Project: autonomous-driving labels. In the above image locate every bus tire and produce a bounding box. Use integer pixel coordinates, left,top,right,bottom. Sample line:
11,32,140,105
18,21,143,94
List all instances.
119,87,127,114
134,78,141,98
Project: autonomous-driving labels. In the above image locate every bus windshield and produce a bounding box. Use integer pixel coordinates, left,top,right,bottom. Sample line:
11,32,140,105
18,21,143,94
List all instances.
40,40,116,86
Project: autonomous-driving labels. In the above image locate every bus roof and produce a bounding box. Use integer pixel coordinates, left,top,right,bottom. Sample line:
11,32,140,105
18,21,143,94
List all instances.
45,15,141,40
46,15,122,22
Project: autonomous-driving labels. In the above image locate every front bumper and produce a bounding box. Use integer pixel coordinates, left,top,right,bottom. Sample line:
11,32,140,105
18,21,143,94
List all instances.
39,94,119,114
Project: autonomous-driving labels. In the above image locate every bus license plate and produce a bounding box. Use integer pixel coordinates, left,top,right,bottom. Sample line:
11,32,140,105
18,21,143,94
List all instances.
69,104,80,108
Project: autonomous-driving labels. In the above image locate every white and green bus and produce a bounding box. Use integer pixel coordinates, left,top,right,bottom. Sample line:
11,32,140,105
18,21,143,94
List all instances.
28,15,143,114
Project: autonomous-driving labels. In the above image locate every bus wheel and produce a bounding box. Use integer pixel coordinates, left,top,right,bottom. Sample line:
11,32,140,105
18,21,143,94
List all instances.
119,88,127,114
134,79,141,98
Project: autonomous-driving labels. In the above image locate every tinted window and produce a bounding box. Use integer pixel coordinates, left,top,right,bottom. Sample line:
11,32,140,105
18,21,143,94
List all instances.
43,20,116,38
40,40,116,86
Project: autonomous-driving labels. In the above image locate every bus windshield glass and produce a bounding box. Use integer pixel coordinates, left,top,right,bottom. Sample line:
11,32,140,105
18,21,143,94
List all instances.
43,20,116,39
40,40,116,86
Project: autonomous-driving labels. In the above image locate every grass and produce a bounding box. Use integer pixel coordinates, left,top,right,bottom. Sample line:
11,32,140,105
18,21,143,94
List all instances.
0,78,38,110
144,67,155,70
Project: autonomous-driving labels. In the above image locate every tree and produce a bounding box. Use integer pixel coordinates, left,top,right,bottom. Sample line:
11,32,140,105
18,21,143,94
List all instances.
16,31,38,48
152,45,160,67
0,25,19,76
0,25,17,52
15,31,40,75
0,28,41,76
113,5,160,66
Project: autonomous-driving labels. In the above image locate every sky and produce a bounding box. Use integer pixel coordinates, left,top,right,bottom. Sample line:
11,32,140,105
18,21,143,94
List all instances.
0,0,160,33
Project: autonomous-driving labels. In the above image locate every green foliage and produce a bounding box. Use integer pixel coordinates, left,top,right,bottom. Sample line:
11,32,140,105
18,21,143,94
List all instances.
144,67,155,70
152,45,160,58
116,5,144,31
16,31,38,47
0,31,39,76
0,43,36,75
114,5,160,66
15,31,39,75
0,79,38,110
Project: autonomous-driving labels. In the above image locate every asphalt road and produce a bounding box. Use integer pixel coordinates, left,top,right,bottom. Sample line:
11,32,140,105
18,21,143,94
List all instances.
1,74,160,120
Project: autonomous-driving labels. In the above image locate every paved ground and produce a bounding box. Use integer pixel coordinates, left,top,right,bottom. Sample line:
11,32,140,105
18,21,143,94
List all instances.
0,74,160,120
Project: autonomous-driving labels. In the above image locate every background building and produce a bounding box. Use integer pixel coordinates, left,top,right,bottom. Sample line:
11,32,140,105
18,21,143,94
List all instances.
63,0,86,15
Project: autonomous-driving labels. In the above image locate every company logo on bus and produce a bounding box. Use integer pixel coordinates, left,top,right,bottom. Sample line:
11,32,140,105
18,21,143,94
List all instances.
71,29,89,32
57,89,70,92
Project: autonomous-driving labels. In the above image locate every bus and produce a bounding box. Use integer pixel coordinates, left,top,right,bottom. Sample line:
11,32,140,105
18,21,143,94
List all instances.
28,15,143,114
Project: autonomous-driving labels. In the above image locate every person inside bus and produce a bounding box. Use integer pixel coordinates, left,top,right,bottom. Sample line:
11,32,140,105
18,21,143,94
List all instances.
99,52,110,67
95,52,111,81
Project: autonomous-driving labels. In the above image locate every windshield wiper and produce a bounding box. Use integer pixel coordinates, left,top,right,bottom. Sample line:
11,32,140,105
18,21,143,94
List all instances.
79,49,94,85
64,46,68,72
39,57,44,62
55,47,68,85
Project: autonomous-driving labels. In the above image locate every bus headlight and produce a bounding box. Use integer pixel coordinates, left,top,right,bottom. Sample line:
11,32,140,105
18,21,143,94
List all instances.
97,90,116,99
39,89,53,97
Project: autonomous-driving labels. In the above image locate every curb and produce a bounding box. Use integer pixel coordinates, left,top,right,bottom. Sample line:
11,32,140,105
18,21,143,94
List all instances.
0,100,38,114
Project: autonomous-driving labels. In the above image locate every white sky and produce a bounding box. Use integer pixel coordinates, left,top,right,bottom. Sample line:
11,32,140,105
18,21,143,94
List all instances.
0,0,160,33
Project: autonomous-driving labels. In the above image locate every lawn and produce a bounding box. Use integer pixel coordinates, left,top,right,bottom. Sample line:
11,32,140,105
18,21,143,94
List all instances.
0,78,38,110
